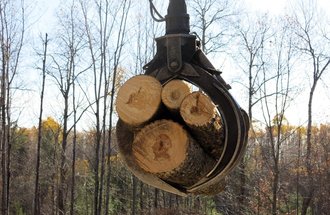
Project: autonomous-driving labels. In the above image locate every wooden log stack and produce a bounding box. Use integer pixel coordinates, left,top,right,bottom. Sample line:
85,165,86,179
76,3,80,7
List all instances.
116,75,225,194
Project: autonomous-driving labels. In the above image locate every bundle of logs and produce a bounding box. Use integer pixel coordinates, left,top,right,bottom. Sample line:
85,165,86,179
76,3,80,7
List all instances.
116,75,225,192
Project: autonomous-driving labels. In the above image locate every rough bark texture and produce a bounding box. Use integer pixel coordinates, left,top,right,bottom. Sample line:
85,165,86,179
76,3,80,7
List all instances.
190,179,226,195
180,92,225,160
132,120,216,187
116,75,162,127
161,79,191,112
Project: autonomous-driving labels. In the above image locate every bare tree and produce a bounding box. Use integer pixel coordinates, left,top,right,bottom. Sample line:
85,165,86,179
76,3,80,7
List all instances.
131,6,161,76
0,0,25,214
105,1,131,214
70,37,78,215
79,1,102,213
79,0,131,214
34,33,48,215
290,1,330,214
48,2,85,213
235,13,273,125
232,13,272,212
188,0,239,54
258,21,294,214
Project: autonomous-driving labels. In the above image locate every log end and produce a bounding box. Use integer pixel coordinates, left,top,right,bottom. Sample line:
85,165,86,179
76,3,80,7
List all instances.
180,91,225,160
180,92,217,126
132,120,188,174
161,79,191,111
116,75,162,126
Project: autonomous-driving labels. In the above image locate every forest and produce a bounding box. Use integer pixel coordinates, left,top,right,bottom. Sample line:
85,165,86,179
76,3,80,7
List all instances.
0,0,330,214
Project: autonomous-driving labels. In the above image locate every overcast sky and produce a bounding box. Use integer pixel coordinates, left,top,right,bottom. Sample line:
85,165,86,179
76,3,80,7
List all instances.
18,0,330,129
247,0,330,14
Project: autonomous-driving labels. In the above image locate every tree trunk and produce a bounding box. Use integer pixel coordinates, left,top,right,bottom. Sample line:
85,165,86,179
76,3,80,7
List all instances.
301,84,316,215
180,92,225,160
70,60,77,215
154,188,158,209
116,75,162,128
59,131,68,215
34,33,48,215
132,119,215,187
1,36,8,215
139,181,144,214
161,79,190,112
132,176,137,215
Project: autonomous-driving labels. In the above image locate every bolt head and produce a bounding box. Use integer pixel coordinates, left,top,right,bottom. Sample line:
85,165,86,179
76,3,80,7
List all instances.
170,61,179,68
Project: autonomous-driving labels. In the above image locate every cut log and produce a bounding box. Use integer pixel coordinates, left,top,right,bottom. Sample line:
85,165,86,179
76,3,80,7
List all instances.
161,79,191,112
189,179,226,195
132,119,216,187
116,75,162,127
180,92,225,160
116,119,187,196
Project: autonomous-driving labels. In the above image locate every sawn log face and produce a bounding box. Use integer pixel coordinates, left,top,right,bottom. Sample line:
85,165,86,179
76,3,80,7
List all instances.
161,79,191,112
132,119,216,187
116,75,162,127
180,92,225,160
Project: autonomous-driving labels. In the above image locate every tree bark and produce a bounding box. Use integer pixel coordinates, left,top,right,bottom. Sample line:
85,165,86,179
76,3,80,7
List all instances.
132,119,215,187
58,97,69,215
161,79,190,112
132,176,137,215
191,180,226,195
34,33,48,215
180,92,225,160
116,75,162,128
1,49,7,215
70,49,78,215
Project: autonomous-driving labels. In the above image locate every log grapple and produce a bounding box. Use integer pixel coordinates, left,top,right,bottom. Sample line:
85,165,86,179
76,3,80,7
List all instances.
116,0,249,196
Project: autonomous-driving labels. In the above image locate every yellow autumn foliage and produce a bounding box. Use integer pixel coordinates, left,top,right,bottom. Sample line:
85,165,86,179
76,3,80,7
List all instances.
42,116,62,133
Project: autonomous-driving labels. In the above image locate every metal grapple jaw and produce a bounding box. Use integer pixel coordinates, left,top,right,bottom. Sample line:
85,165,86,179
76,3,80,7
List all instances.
116,0,249,196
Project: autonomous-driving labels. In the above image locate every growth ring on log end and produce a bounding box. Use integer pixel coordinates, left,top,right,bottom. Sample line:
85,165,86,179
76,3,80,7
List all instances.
132,119,216,187
132,120,189,174
116,75,162,127
161,79,191,111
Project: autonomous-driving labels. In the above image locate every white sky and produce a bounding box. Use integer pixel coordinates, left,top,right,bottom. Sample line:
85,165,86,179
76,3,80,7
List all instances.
246,0,288,13
212,0,330,127
16,0,330,129
246,0,330,14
